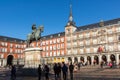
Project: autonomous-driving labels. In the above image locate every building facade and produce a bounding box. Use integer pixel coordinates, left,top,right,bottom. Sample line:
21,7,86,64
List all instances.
65,18,120,65
1,18,120,66
0,36,25,66
1,5,120,66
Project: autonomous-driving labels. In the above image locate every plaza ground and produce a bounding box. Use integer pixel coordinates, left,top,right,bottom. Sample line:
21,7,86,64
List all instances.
0,65,120,80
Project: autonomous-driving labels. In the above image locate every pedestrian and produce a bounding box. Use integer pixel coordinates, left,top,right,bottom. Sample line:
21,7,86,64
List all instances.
11,65,16,80
78,63,80,70
69,63,74,80
44,65,49,80
100,61,103,68
53,63,58,80
109,62,113,68
93,60,96,66
62,62,68,80
58,63,62,80
119,62,120,68
38,64,42,80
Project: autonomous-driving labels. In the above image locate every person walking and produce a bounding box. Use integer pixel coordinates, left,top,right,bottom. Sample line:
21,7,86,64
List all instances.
11,65,16,80
78,63,80,70
62,62,68,80
109,62,113,68
38,64,42,80
69,63,74,80
53,63,58,80
100,61,103,68
44,65,49,80
58,63,62,80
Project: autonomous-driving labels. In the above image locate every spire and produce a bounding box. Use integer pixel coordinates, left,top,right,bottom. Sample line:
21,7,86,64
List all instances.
66,0,76,27
69,4,73,22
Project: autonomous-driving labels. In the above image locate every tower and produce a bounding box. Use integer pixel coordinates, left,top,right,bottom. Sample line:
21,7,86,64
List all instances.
65,2,77,34
65,1,77,63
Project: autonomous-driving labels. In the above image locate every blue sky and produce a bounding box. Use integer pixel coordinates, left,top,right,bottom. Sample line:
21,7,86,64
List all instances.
0,0,120,40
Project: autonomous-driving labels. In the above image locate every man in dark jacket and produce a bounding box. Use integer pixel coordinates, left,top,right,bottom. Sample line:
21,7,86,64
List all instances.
11,65,16,80
38,64,42,80
57,63,62,79
62,62,68,80
53,63,58,80
44,65,49,80
69,63,74,80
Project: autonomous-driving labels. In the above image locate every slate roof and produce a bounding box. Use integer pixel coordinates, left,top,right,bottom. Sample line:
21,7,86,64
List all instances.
76,18,120,31
0,35,25,43
41,32,65,40
0,18,120,42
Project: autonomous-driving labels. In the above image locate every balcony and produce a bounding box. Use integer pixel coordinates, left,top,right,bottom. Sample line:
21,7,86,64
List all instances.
67,40,71,43
73,45,78,49
67,46,71,49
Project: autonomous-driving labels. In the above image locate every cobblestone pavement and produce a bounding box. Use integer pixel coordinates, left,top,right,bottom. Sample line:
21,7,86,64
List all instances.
0,65,120,80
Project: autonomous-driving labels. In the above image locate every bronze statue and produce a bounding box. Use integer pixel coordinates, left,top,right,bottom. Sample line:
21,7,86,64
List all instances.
27,24,44,47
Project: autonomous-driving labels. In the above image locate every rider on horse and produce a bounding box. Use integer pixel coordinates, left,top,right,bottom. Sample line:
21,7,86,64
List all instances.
32,24,37,38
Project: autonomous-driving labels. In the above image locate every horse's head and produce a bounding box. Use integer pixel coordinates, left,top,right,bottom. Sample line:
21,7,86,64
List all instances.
38,25,44,32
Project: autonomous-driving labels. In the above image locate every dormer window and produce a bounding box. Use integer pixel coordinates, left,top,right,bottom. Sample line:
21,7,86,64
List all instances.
118,21,120,24
87,28,89,30
58,34,60,37
80,29,83,31
4,38,7,41
50,36,53,38
44,37,46,39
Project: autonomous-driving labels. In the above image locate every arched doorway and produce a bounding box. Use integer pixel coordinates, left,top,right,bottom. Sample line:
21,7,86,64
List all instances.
68,57,72,63
7,55,14,66
119,55,120,60
119,55,120,62
102,55,107,62
94,55,99,64
87,56,91,65
80,57,84,62
74,57,78,64
110,54,116,62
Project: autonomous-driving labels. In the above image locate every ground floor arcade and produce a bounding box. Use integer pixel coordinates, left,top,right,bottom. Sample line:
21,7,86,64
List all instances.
0,52,120,67
41,53,120,65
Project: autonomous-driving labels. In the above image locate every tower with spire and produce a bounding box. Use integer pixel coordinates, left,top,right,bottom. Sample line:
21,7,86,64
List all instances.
67,4,75,26
65,1,77,34
65,1,77,58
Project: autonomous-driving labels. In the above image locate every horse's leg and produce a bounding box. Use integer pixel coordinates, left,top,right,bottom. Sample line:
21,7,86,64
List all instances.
27,40,30,48
26,41,29,47
35,38,37,47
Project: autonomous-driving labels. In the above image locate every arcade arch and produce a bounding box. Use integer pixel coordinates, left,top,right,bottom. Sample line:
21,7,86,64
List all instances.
110,54,116,62
80,56,84,62
94,55,99,64
74,57,78,64
87,56,91,65
7,55,14,66
68,57,72,63
102,55,107,62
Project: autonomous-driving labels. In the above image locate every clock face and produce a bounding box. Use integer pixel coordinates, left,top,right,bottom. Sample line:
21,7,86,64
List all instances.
70,16,73,21
67,22,70,25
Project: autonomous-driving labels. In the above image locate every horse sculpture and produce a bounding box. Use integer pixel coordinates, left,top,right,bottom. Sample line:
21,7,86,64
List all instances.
27,24,44,47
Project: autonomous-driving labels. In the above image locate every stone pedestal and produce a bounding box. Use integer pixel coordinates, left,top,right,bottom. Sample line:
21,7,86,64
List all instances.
24,47,42,68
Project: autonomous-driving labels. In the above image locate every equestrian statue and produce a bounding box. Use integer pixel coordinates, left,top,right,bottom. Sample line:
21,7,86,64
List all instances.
26,24,44,47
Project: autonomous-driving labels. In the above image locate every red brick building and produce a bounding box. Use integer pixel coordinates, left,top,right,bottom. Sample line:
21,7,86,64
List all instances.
0,36,25,66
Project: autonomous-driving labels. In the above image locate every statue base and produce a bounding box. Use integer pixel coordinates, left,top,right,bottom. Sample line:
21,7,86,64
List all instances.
24,47,42,68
